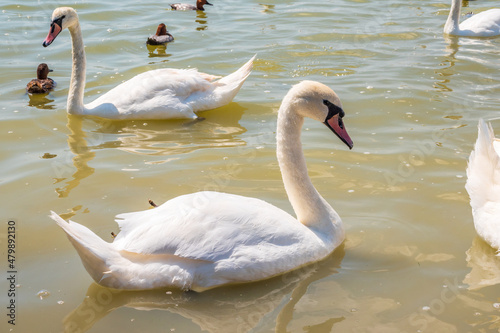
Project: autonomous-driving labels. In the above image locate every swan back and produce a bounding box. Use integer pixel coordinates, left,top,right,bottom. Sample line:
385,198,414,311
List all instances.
445,0,500,37
466,119,500,251
459,9,500,37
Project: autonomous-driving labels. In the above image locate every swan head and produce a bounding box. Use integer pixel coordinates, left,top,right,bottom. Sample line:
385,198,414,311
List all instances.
287,80,353,149
42,7,79,47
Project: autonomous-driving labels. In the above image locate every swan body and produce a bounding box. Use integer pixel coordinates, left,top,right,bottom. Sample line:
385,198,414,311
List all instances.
444,0,500,37
147,23,174,45
466,119,500,252
171,0,212,11
50,80,354,291
26,63,55,94
42,7,253,119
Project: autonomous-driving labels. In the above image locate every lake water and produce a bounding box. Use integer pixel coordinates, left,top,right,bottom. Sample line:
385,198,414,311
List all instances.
1,0,500,332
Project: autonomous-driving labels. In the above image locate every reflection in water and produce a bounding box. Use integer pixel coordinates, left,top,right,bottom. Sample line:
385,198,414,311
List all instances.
196,11,208,31
463,236,500,290
443,34,460,59
444,34,499,64
91,103,247,157
54,105,246,197
63,247,345,333
259,4,276,14
434,35,460,93
27,93,56,109
146,43,172,58
55,115,96,198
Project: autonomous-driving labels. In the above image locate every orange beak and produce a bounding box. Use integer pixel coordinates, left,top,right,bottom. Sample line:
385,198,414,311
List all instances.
325,114,353,149
43,21,62,47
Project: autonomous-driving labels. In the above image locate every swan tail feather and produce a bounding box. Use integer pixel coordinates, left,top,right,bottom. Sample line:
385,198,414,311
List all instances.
50,211,117,284
466,120,500,209
211,54,255,105
466,120,500,250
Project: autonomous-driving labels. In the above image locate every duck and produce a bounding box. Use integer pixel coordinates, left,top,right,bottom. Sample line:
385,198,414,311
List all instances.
26,63,55,94
42,7,253,120
444,0,500,37
171,0,212,11
146,23,174,45
49,80,354,291
465,119,500,252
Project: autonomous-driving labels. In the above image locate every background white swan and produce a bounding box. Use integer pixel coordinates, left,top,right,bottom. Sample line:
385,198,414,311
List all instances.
50,80,354,291
42,7,254,120
444,0,500,37
466,119,500,252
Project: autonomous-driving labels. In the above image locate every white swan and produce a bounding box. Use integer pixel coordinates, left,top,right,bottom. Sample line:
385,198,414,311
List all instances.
50,80,354,291
42,7,254,120
466,119,500,252
444,0,500,37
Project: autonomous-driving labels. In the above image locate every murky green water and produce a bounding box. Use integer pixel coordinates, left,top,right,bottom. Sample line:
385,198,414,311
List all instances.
1,0,500,332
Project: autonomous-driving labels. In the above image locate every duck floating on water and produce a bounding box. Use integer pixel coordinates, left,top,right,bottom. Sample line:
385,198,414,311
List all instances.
147,23,174,45
42,7,254,120
444,0,500,37
171,0,212,11
26,63,55,94
49,80,353,291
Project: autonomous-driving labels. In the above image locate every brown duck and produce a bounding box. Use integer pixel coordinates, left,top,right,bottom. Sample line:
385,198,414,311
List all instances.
26,63,55,94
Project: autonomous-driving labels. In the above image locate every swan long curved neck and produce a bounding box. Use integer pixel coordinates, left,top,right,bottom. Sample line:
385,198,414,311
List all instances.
445,0,461,34
67,21,86,115
276,100,335,230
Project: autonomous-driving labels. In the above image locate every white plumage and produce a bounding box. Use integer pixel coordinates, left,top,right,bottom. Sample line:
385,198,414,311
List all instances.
466,119,500,252
42,7,254,119
444,0,500,37
50,80,354,291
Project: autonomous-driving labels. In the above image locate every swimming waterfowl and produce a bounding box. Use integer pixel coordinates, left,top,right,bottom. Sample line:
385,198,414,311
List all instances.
466,119,500,252
42,7,253,119
26,63,55,94
50,80,354,291
146,23,174,45
444,0,500,37
171,0,212,11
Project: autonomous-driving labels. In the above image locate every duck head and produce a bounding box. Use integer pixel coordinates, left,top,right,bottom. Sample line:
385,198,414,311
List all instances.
36,63,53,80
156,23,168,36
197,0,213,10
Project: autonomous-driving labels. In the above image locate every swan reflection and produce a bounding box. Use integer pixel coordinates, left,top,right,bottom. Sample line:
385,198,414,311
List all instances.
53,104,246,198
63,247,345,333
54,114,96,198
463,236,500,290
92,103,247,156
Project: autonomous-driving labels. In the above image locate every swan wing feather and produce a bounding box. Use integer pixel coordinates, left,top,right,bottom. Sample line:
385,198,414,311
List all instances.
113,192,323,263
459,9,500,36
85,68,216,119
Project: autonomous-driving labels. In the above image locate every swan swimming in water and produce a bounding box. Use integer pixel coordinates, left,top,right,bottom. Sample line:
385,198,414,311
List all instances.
444,0,500,37
42,7,253,119
146,23,174,45
26,63,55,94
466,119,500,252
50,80,354,291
